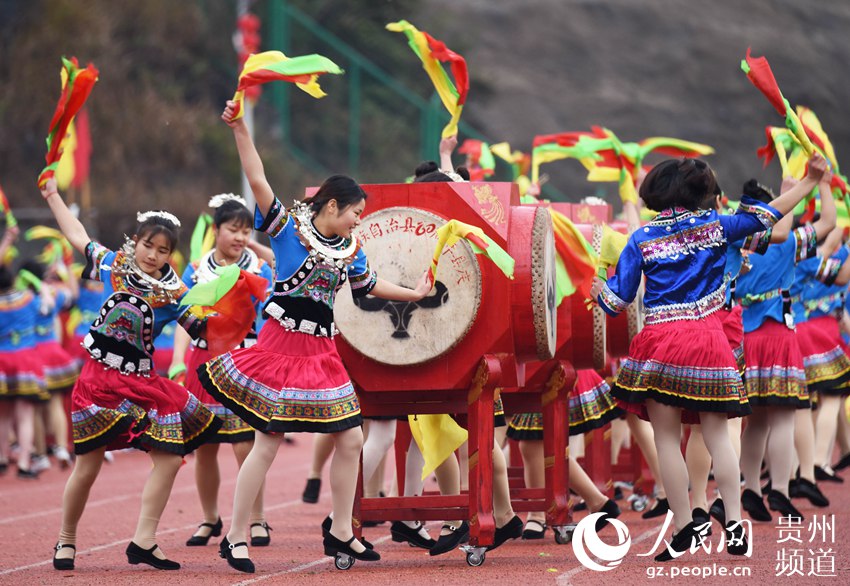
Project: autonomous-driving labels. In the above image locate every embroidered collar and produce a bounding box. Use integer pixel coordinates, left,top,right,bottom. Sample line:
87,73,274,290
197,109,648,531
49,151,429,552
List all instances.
290,201,359,268
195,248,260,284
111,237,184,304
649,207,711,226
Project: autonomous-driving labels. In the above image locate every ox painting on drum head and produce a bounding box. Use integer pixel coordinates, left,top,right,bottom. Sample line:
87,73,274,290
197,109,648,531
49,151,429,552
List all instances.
335,207,481,366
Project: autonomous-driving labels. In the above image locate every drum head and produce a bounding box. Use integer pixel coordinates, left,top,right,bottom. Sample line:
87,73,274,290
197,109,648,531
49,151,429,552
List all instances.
531,207,557,360
335,207,482,366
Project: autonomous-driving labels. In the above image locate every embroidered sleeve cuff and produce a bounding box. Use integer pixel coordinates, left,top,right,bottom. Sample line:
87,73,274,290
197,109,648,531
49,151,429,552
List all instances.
349,269,378,298
743,228,772,255
598,282,629,315
737,196,782,230
254,198,290,238
177,305,207,339
793,224,818,263
816,257,842,286
82,241,111,281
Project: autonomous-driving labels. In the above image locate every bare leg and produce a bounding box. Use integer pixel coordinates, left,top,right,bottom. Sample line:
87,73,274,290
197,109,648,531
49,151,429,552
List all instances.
626,413,667,499
308,433,334,481
685,425,712,510
232,440,266,529
814,395,842,469
14,400,35,471
519,440,546,525
766,408,795,497
33,402,47,456
226,432,282,559
132,450,183,559
569,457,607,511
361,419,396,496
740,409,769,494
192,443,221,531
645,400,691,531
55,446,106,561
47,393,69,452
329,427,369,553
492,439,515,526
698,412,742,523
403,438,426,496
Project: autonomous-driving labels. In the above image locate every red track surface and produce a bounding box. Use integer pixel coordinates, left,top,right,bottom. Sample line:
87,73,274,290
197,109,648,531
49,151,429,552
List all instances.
1,437,848,585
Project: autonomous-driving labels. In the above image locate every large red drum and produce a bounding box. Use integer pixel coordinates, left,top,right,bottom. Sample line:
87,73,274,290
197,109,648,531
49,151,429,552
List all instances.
334,182,557,392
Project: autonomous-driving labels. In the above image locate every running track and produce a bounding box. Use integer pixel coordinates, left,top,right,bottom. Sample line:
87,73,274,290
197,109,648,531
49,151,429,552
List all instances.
1,436,847,585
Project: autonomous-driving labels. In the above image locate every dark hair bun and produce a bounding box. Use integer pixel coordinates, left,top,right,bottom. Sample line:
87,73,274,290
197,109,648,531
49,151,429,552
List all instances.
741,179,775,204
414,161,439,177
639,158,720,212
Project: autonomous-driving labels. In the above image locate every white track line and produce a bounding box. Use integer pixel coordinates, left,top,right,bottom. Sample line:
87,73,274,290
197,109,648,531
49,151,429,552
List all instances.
556,526,658,585
0,457,311,575
230,534,395,585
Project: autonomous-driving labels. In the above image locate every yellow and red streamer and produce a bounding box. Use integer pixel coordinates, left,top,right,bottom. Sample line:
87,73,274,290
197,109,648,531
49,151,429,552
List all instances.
38,57,99,188
231,51,343,120
387,20,469,138
429,220,514,286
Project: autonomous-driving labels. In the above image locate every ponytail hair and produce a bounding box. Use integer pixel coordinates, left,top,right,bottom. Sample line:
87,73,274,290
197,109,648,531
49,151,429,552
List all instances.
303,175,367,214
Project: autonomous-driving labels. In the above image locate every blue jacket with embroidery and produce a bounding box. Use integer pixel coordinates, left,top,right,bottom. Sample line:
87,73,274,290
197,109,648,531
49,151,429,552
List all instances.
597,196,780,325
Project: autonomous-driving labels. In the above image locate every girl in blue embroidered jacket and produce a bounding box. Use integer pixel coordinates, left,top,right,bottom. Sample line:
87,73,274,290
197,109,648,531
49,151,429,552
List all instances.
41,177,221,571
589,153,828,561
204,100,433,572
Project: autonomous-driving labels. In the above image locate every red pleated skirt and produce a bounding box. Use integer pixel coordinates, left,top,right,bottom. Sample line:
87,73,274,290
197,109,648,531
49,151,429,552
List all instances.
795,316,850,394
198,319,362,434
613,313,749,424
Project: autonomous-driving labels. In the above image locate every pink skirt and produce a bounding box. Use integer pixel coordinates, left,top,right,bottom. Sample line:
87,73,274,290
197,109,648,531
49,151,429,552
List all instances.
743,319,809,408
507,368,622,440
35,340,79,393
198,319,362,434
719,306,745,375
71,358,221,455
613,314,749,424
185,345,253,443
795,316,850,395
0,347,47,402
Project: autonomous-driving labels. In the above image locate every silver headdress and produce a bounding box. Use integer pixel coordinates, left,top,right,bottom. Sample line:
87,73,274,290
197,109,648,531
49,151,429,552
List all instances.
208,193,248,209
136,210,182,228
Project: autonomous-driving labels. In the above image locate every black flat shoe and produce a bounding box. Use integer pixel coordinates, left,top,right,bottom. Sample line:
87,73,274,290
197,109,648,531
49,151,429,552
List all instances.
814,465,843,483
741,489,771,522
833,452,850,471
642,497,669,519
186,517,222,546
219,537,254,573
521,519,547,540
487,515,523,551
789,478,829,507
323,531,380,561
709,498,726,526
302,478,321,503
691,507,712,536
250,522,272,547
53,543,75,570
430,522,469,556
125,541,180,570
725,521,749,556
767,490,803,520
16,467,39,479
321,516,374,549
594,500,621,533
654,522,699,562
390,521,436,549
